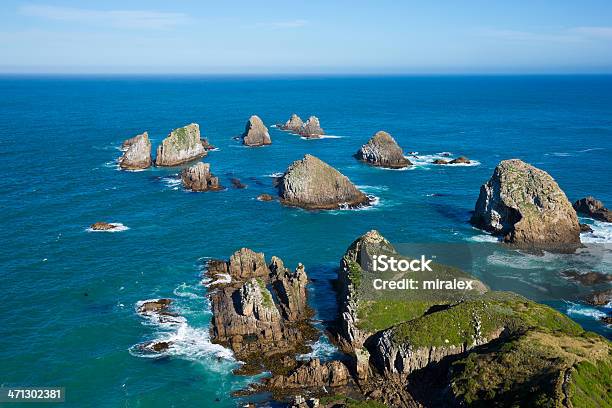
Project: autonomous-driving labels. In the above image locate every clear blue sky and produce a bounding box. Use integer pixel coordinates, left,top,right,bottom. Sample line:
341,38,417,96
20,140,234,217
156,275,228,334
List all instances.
1,0,612,74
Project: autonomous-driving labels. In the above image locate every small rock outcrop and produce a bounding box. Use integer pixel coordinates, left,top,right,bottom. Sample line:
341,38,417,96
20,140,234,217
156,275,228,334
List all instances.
584,288,612,306
471,159,580,249
433,159,449,165
155,123,207,166
280,114,304,132
301,116,324,138
573,196,612,222
119,132,152,170
355,131,411,169
278,154,370,210
242,115,271,147
230,178,247,189
257,194,274,201
181,162,221,192
450,156,470,164
562,270,612,286
90,222,119,231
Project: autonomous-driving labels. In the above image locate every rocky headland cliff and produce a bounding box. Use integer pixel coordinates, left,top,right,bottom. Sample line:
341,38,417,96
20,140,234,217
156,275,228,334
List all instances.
355,131,411,169
119,132,152,170
278,154,371,210
242,115,272,147
155,123,207,166
471,159,581,249
181,162,221,192
328,230,612,408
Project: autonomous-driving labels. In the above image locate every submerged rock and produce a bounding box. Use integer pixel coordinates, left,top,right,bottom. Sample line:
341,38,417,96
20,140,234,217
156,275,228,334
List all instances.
355,131,411,169
278,154,370,210
257,193,274,201
242,115,271,147
138,340,172,353
181,162,221,192
230,178,247,189
580,223,594,233
562,270,612,286
155,123,207,166
433,159,449,165
471,159,580,249
119,132,152,170
280,114,304,132
450,156,470,164
300,116,324,138
573,196,612,222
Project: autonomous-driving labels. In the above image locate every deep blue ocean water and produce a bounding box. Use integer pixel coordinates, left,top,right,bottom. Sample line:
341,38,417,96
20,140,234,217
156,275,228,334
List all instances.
1,75,611,407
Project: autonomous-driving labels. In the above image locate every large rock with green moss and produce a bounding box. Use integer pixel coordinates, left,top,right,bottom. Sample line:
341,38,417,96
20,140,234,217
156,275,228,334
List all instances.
155,123,207,166
278,154,371,210
471,159,580,249
355,131,411,169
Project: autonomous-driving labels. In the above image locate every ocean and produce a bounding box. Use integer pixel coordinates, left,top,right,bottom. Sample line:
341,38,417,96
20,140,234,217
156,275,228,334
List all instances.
0,75,611,407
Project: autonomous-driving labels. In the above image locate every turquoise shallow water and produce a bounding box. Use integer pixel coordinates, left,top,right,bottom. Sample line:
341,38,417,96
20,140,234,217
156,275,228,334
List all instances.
0,75,611,407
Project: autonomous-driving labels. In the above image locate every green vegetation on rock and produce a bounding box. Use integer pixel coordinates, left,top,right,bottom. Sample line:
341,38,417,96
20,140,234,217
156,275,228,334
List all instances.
391,292,582,348
449,329,611,407
256,278,274,308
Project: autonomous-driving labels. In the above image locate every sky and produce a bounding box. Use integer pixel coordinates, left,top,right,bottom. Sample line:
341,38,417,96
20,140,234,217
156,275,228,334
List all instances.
1,0,612,74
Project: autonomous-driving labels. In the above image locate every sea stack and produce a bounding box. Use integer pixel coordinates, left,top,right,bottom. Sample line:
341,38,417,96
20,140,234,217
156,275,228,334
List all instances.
155,123,207,166
355,131,411,169
242,115,271,147
278,154,370,210
281,114,304,132
119,132,152,170
181,162,221,192
471,159,580,248
573,196,612,222
300,116,324,138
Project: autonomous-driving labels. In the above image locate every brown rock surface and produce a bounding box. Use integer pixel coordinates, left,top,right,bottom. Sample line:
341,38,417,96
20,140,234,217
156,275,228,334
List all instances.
181,162,221,192
584,288,612,306
90,222,119,231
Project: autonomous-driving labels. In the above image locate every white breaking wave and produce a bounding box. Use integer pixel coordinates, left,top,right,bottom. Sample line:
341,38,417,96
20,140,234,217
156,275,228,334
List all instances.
468,233,501,243
580,220,612,243
86,223,129,233
266,172,284,178
300,135,343,140
565,301,608,320
356,185,389,192
131,292,236,365
205,273,232,287
161,175,181,190
297,336,340,361
406,153,480,168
